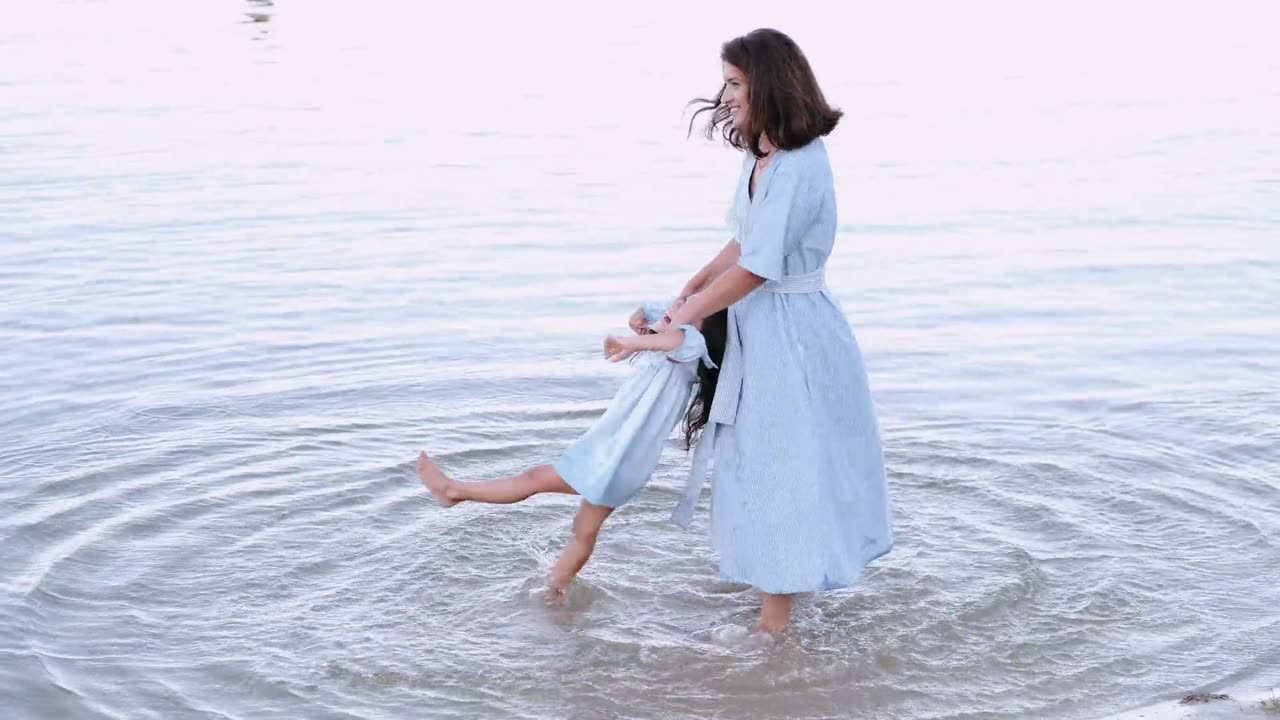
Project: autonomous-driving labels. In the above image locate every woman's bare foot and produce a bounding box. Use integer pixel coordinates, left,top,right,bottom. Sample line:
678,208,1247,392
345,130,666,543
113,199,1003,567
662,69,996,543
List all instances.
417,451,458,507
755,592,794,635
753,619,788,636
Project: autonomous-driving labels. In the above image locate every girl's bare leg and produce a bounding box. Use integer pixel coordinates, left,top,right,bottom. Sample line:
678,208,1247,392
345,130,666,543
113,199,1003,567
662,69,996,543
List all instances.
757,592,795,635
417,451,574,507
546,500,614,596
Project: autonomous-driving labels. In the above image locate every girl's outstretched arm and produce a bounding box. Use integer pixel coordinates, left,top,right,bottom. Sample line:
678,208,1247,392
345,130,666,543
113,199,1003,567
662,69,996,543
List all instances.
604,327,684,362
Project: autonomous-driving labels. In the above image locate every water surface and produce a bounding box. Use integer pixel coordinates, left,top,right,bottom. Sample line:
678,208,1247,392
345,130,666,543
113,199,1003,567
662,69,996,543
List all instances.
3,2,1279,718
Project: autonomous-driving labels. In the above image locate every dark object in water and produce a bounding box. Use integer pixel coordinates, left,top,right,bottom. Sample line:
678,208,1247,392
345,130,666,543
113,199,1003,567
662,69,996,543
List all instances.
1179,692,1232,705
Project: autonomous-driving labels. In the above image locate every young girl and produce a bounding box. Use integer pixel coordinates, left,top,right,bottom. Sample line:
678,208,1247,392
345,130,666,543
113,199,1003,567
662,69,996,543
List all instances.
416,300,727,597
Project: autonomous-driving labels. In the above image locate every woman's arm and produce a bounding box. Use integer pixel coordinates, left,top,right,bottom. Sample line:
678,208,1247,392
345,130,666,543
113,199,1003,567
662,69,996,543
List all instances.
612,265,762,362
679,239,741,299
623,239,738,333
663,158,809,329
664,265,764,329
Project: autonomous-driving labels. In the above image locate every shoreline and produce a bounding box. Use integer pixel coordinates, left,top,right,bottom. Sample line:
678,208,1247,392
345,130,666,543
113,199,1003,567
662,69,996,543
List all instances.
1098,679,1280,720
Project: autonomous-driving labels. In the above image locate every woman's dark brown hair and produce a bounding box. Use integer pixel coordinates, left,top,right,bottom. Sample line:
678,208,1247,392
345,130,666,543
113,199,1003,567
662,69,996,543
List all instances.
689,28,842,157
682,308,728,449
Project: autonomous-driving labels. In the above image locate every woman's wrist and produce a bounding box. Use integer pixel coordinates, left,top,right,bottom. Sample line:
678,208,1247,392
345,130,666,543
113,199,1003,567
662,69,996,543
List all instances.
666,308,689,328
668,291,703,327
679,277,702,300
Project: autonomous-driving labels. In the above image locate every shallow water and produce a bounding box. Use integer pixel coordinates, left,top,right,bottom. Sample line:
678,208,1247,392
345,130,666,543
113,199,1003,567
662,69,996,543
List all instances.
3,1,1280,718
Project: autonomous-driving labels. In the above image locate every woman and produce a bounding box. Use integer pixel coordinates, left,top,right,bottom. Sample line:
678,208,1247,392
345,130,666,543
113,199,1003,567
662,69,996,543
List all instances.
643,28,893,633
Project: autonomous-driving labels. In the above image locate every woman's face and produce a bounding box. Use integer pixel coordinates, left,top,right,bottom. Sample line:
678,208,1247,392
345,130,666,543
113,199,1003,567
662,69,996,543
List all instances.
720,62,749,131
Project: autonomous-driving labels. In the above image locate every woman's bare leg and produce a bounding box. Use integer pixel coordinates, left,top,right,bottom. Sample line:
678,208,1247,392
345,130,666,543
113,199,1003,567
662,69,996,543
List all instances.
417,451,574,507
546,500,614,596
757,592,794,634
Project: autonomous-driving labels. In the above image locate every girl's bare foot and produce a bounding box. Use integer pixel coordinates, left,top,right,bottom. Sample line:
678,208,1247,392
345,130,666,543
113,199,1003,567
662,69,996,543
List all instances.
417,451,458,507
542,583,568,605
544,569,573,602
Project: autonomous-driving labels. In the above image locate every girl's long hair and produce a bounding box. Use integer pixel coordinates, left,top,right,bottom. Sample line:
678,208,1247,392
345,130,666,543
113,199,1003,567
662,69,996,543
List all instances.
683,308,729,449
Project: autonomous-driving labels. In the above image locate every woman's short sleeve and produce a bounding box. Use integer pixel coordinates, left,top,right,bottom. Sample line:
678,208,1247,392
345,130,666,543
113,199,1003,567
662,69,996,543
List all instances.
738,163,810,282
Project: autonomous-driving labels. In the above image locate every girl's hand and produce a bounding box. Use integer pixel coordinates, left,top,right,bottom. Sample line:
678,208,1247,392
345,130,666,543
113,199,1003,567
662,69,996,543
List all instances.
603,335,639,363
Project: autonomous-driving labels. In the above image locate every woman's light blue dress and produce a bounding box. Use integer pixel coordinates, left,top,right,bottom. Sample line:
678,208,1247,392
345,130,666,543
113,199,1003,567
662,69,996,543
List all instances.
554,323,715,509
673,138,894,594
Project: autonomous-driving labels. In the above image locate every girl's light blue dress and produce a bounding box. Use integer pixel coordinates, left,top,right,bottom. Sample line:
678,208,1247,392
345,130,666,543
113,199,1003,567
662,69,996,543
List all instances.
554,323,715,509
673,138,894,595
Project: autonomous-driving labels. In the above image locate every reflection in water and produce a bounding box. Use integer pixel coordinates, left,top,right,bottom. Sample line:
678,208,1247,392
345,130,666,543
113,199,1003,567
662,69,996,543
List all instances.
243,0,272,43
244,0,272,25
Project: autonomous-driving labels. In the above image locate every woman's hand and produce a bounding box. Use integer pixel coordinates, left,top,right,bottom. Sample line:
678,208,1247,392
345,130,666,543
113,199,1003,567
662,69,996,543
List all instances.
628,308,649,335
666,266,763,329
603,335,639,363
650,295,690,333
